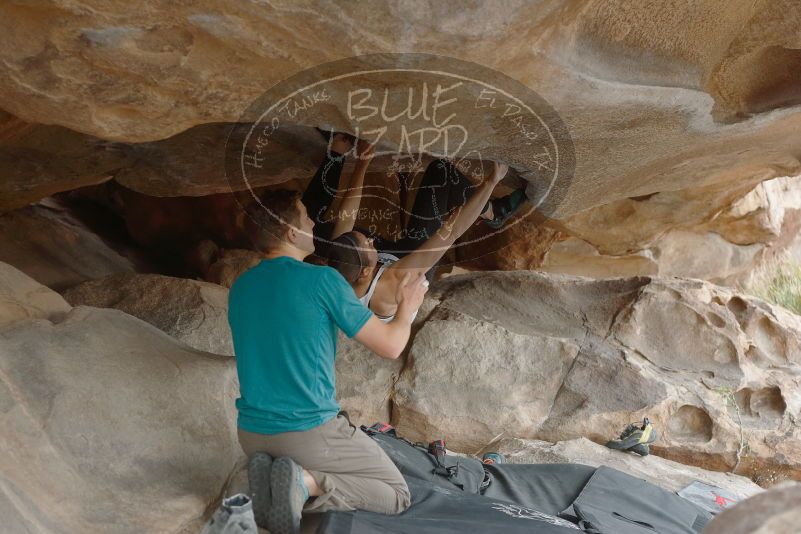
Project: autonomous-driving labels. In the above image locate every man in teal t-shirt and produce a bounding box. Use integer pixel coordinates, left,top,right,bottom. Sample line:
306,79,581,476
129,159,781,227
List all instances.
228,189,427,534
230,256,372,435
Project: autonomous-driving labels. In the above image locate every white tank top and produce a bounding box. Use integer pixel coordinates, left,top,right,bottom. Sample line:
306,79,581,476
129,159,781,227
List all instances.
359,252,419,323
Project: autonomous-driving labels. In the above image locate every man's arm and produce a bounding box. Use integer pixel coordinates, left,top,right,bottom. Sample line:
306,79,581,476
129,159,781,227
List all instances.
353,272,427,359
331,142,374,240
389,161,508,277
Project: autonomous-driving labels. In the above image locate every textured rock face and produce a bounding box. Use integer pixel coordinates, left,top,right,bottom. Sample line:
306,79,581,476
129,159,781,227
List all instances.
0,198,137,291
0,263,241,533
0,262,71,326
335,334,403,426
2,257,799,530
1,1,800,221
0,110,123,212
704,482,801,534
490,437,762,498
2,1,801,284
392,272,801,485
205,249,263,289
63,273,234,356
537,174,801,284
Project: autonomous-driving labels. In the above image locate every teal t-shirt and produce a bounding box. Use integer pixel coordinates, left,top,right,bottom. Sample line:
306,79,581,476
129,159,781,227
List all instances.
228,256,373,434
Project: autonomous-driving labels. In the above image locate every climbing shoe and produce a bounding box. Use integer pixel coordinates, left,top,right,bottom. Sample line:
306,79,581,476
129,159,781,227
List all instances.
605,417,658,457
247,452,274,529
483,187,528,229
628,443,651,457
482,452,505,465
268,456,308,534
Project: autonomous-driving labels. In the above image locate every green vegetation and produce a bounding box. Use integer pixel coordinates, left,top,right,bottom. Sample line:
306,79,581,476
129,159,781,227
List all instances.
744,259,801,315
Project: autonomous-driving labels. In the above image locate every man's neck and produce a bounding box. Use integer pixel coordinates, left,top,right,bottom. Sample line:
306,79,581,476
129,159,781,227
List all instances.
263,243,308,262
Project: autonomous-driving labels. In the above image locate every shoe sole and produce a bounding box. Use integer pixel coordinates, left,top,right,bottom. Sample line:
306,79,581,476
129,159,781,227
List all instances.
606,436,643,450
268,457,304,534
248,453,274,529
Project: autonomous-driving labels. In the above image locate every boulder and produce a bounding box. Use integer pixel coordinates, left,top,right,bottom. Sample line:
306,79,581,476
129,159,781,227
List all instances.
335,334,403,426
334,296,442,427
393,272,801,486
0,262,241,532
0,198,137,291
704,482,801,534
0,110,125,212
63,273,233,356
0,261,71,326
205,249,263,289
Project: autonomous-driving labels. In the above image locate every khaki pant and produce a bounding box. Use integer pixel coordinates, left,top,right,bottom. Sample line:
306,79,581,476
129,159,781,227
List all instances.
238,414,411,515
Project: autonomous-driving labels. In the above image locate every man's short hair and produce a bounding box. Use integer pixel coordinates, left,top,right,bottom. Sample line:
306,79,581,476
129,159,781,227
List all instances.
245,189,301,252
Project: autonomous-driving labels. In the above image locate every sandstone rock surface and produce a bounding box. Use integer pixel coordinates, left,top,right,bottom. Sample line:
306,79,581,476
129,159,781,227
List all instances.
0,198,137,291
537,174,801,284
703,482,801,534
63,273,233,356
0,262,70,326
205,249,263,289
1,1,800,223
0,262,242,533
392,272,801,485
0,110,124,212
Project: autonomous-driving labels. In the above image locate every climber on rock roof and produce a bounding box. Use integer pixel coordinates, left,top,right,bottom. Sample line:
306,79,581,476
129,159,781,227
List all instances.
303,130,524,322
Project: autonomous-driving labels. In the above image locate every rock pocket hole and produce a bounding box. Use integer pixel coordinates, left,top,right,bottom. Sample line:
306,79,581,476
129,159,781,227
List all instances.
732,387,786,428
706,312,726,329
667,405,713,443
726,296,748,321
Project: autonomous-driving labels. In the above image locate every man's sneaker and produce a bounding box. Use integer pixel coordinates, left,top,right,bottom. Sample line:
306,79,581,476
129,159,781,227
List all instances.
247,453,274,529
605,418,658,456
268,457,308,534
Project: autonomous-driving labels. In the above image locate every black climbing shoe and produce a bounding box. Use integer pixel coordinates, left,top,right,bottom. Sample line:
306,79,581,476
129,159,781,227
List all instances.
268,456,308,534
606,417,658,456
483,187,528,229
247,452,274,529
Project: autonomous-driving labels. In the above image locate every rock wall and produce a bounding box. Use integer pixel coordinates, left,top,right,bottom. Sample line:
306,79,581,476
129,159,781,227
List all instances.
38,257,801,487
1,1,800,239
389,272,801,486
0,262,242,532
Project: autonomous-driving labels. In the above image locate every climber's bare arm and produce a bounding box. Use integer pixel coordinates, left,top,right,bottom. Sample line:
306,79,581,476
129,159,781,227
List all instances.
387,161,509,280
331,141,375,240
354,272,428,359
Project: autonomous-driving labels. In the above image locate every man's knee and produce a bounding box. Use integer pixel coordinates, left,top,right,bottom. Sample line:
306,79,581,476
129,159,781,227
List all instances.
362,479,410,515
394,483,411,514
